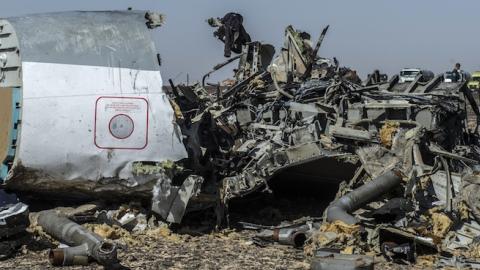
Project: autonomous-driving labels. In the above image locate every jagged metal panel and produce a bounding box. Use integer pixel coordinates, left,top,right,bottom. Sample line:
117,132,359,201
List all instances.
3,11,187,197
444,221,480,250
6,11,158,71
430,169,461,204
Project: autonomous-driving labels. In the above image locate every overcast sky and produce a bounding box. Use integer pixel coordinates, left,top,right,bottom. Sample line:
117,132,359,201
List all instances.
1,0,478,84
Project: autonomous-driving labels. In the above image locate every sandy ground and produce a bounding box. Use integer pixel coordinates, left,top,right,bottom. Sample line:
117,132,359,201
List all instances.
0,228,440,270
0,195,439,270
0,227,311,270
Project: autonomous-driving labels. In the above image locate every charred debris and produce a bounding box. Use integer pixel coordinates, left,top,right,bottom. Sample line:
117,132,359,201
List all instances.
166,12,480,268
3,11,480,269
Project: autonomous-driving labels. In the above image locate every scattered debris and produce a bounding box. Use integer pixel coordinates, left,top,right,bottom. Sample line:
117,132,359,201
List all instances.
151,174,204,224
241,218,321,247
2,9,480,270
311,250,374,270
37,210,119,267
0,198,29,260
164,11,480,269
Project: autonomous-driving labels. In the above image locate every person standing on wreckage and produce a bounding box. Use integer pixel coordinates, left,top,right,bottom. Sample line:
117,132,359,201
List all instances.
452,62,462,82
208,12,251,57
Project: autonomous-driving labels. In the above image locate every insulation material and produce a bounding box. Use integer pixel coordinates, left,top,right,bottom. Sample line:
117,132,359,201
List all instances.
379,121,400,148
431,212,453,238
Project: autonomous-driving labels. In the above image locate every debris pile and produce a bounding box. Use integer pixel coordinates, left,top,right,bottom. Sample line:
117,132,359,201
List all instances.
2,10,480,269
165,14,480,268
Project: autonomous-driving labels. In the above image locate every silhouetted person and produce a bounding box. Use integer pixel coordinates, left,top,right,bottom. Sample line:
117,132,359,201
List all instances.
452,63,461,82
372,69,381,84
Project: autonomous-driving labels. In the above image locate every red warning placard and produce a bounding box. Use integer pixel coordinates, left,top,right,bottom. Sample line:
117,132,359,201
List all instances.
94,97,149,150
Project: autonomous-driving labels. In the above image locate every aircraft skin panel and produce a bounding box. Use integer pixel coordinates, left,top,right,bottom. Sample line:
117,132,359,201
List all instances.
10,62,187,188
2,11,187,197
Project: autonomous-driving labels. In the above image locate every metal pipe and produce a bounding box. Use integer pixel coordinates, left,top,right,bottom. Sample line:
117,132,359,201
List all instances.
256,223,318,248
49,244,89,266
270,65,294,99
168,79,180,99
326,170,402,224
302,25,330,79
38,210,118,267
202,54,243,87
351,119,420,129
273,224,314,247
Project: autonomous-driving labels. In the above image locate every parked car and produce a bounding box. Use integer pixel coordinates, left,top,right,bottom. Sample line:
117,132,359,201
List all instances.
399,68,434,83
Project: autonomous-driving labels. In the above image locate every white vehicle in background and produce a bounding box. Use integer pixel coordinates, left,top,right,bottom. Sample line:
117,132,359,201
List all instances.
399,68,421,83
399,68,434,83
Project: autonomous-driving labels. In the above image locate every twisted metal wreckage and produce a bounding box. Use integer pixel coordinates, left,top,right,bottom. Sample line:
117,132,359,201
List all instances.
2,10,480,268
167,13,480,268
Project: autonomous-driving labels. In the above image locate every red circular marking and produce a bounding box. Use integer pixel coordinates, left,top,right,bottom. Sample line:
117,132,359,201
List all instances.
108,114,135,140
